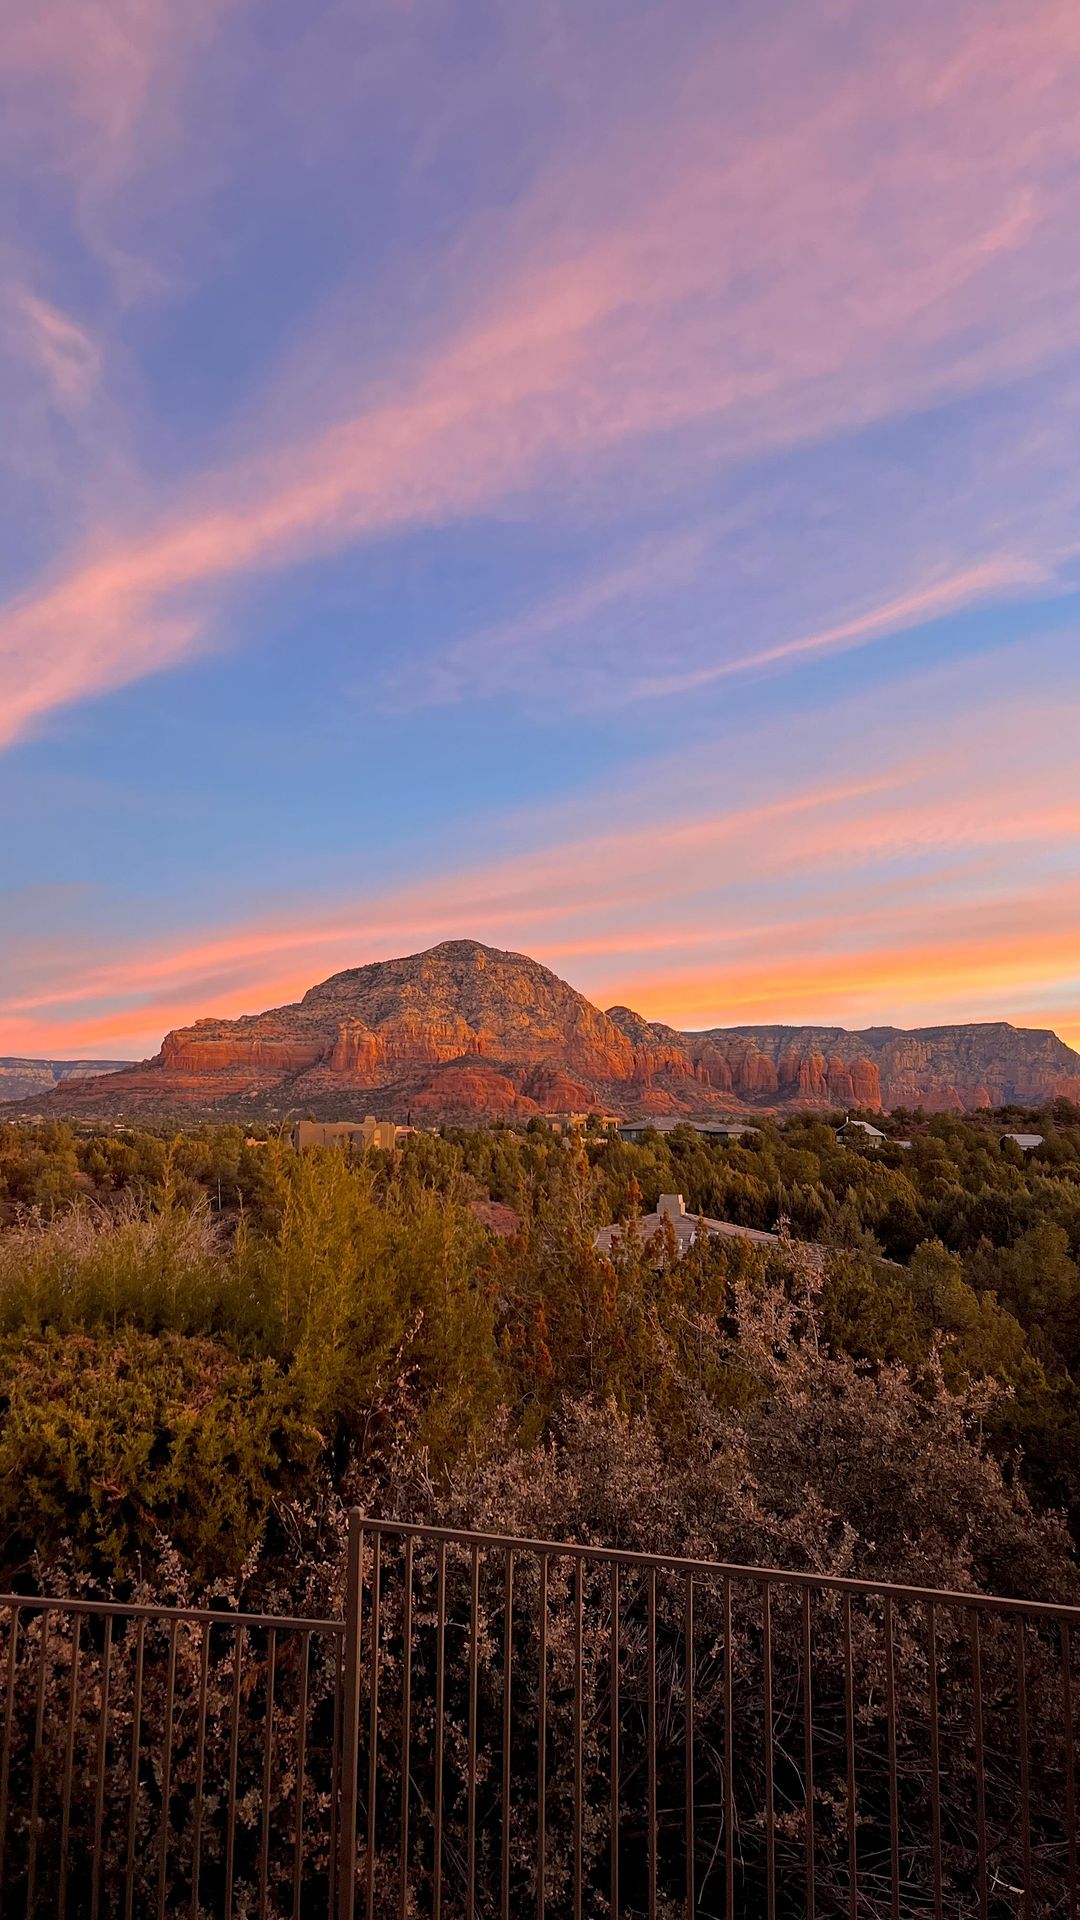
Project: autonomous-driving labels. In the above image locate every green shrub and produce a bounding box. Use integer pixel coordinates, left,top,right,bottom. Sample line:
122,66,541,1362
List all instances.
0,1328,319,1579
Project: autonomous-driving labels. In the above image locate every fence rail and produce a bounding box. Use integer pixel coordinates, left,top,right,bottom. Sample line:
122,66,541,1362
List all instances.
2,1516,1078,1918
0,1592,344,1919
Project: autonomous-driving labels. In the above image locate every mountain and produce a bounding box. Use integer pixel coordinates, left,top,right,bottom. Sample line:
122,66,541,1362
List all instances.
6,941,1080,1121
618,1020,1080,1113
0,1058,133,1105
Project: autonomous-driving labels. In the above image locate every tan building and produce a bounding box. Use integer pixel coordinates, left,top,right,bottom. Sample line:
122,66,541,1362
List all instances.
544,1111,621,1136
291,1116,409,1153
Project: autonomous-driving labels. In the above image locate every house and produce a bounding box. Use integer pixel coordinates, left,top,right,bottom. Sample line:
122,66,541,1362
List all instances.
694,1122,761,1143
291,1116,409,1152
617,1118,760,1146
1000,1132,1045,1153
544,1111,620,1137
594,1192,779,1259
836,1119,887,1146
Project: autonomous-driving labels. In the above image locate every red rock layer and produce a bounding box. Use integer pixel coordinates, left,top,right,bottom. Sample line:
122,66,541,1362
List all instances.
15,941,1080,1123
408,1062,538,1119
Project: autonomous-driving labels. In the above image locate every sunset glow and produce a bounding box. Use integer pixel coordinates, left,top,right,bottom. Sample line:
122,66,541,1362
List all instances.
2,1,1080,1065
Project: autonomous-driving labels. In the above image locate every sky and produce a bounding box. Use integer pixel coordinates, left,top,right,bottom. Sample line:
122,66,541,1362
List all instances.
2,0,1080,1060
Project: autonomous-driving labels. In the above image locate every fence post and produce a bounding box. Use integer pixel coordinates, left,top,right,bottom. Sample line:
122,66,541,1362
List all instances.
339,1512,364,1920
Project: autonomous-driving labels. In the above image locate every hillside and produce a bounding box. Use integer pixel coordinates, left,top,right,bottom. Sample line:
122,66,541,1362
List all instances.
6,939,1080,1122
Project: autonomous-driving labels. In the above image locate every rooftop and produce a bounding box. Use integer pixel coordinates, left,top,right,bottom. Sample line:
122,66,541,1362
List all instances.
617,1118,760,1138
594,1191,779,1258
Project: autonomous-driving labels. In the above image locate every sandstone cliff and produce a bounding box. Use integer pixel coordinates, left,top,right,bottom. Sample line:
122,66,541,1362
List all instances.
699,1023,1080,1111
11,941,1080,1122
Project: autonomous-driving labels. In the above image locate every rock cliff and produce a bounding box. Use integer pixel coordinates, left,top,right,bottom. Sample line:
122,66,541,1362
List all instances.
11,941,1080,1121
698,1023,1080,1111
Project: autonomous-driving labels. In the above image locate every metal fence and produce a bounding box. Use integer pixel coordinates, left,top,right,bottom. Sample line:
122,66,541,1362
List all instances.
2,1515,1078,1918
0,1593,343,1919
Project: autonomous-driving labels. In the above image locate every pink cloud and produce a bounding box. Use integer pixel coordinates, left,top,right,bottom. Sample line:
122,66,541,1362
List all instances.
604,880,1080,1033
6,290,102,408
0,0,239,307
4,0,1080,741
0,0,233,170
7,870,1080,1060
5,662,1080,1057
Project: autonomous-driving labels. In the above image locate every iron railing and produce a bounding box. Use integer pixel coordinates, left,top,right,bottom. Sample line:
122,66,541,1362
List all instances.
1,1515,1078,1917
0,1592,343,1919
339,1519,1080,1920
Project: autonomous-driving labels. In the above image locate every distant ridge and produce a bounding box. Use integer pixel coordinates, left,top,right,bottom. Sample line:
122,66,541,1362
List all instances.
0,1058,133,1105
5,941,1079,1122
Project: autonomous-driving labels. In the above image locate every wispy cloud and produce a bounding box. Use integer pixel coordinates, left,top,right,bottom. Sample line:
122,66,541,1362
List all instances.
386,528,714,707
0,0,240,314
0,0,233,180
5,290,102,409
626,558,1055,699
398,542,1063,712
4,0,1080,742
606,907,1080,1040
5,646,1079,1055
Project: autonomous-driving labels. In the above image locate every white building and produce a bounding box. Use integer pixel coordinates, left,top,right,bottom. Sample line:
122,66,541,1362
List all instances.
836,1119,887,1147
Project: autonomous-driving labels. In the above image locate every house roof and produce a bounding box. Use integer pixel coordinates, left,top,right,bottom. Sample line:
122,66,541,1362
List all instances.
594,1191,779,1257
616,1118,760,1137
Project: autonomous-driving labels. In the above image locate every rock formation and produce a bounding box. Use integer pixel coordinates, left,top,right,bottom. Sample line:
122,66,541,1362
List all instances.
10,941,1080,1122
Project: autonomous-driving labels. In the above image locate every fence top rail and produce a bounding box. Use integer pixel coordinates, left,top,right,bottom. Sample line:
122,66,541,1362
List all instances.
5,1521,1076,1629
350,1514,1080,1622
0,1593,344,1634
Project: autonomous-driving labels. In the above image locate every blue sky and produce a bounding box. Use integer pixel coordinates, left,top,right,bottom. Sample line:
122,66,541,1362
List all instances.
2,0,1080,1057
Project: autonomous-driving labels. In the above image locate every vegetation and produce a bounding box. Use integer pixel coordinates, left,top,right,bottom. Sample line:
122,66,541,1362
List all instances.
1,1104,1079,1595
2,1108,1079,1913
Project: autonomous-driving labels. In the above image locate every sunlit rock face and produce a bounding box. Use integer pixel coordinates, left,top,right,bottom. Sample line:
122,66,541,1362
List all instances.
673,1021,1080,1112
12,941,1080,1121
